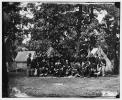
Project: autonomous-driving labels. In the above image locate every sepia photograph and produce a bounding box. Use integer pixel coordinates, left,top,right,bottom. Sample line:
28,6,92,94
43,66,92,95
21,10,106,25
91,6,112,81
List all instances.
2,1,120,98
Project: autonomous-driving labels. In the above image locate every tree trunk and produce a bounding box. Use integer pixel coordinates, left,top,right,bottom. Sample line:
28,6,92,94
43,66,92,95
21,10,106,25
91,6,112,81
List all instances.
117,28,120,74
118,41,120,74
75,5,82,57
113,23,118,74
76,39,80,56
2,11,9,97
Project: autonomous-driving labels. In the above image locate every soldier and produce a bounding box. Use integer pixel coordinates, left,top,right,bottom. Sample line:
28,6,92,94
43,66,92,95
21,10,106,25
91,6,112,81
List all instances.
54,60,60,77
31,58,37,76
58,59,64,77
27,53,32,77
60,55,64,67
48,56,52,73
89,53,96,64
88,53,96,77
35,57,40,77
61,65,67,77
65,60,72,76
82,61,90,77
48,54,55,75
41,58,49,76
100,56,106,77
50,62,55,75
52,54,55,69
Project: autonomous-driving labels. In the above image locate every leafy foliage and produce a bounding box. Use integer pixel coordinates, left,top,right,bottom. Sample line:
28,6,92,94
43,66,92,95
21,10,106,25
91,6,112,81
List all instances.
3,2,120,73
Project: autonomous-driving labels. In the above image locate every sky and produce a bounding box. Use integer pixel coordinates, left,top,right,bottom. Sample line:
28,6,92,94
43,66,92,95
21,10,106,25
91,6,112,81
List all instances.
94,9,107,23
20,2,108,44
22,34,31,44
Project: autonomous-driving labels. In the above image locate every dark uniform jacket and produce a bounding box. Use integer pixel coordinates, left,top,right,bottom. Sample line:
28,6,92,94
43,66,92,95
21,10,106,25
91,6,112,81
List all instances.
27,57,31,67
89,57,96,64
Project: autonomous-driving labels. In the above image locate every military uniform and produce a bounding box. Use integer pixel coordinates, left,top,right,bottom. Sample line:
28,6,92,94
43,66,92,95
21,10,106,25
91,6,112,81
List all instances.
100,58,106,76
88,56,97,77
27,55,31,77
31,58,37,76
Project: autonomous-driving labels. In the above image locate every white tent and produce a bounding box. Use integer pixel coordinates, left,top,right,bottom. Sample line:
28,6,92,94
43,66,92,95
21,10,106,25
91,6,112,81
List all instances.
91,48,98,55
88,47,113,72
15,51,36,69
45,47,61,57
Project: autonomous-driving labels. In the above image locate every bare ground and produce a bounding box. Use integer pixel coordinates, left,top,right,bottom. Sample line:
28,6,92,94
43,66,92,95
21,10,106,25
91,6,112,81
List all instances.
8,72,120,97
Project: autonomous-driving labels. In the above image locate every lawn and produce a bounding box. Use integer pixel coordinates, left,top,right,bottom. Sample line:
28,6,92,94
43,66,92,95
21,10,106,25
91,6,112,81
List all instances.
8,72,120,98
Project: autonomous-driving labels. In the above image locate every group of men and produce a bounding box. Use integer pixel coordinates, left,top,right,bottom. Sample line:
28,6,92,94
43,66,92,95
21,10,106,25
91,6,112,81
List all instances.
82,54,106,77
26,52,106,77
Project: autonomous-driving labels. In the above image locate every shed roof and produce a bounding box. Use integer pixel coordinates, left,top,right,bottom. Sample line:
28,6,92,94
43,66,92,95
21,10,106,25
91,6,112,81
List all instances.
15,51,35,62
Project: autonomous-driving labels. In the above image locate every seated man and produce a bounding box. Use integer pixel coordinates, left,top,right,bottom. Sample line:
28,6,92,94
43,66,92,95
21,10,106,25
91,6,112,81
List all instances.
82,61,90,77
100,57,106,76
54,60,62,77
94,66,102,77
89,54,96,65
40,60,49,77
88,54,98,77
49,62,55,75
65,60,72,76
71,62,79,76
94,56,106,77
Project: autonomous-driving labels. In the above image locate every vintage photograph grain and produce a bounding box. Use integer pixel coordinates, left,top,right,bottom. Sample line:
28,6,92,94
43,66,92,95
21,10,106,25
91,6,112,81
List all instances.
2,2,120,98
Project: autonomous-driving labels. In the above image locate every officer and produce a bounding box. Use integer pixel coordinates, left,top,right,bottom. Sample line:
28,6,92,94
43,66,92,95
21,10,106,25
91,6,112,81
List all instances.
31,57,37,76
88,53,96,77
27,53,32,77
100,56,106,77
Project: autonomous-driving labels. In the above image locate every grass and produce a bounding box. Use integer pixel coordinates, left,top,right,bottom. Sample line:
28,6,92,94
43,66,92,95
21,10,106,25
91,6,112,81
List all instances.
8,72,120,97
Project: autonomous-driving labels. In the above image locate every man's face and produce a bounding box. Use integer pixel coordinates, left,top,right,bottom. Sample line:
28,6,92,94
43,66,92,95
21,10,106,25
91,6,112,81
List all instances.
90,54,93,57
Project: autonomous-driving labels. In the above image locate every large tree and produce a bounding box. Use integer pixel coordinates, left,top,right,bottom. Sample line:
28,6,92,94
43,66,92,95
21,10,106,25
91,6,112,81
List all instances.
21,3,98,56
2,2,22,97
26,3,119,73
95,3,120,73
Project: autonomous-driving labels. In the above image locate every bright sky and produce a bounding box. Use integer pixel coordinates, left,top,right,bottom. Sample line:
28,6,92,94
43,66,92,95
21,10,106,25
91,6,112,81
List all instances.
94,9,107,23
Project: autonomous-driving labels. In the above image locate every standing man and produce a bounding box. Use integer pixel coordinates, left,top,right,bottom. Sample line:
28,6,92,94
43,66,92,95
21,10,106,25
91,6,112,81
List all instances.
31,58,37,76
100,56,106,77
96,54,101,72
27,53,32,77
